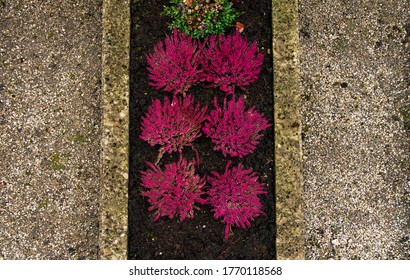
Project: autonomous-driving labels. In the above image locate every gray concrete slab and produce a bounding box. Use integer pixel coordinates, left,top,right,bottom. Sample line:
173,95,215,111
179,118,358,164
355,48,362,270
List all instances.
0,0,102,259
299,0,409,259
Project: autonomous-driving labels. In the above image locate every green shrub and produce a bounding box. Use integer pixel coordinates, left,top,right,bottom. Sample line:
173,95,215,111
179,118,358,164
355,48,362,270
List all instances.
162,0,240,39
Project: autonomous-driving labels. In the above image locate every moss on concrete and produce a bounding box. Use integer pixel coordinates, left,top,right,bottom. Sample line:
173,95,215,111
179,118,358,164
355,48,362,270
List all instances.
272,0,305,260
50,153,70,170
99,0,130,260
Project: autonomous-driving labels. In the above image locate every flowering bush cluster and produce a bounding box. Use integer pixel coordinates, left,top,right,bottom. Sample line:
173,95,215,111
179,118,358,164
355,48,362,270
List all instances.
147,30,263,96
146,30,204,95
140,95,269,237
163,0,240,39
202,96,271,158
200,32,264,94
139,7,271,239
207,162,266,239
140,156,206,221
140,94,207,163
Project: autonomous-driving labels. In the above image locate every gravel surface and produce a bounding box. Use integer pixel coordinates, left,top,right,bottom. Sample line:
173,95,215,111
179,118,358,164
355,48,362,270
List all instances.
299,0,409,259
0,0,102,259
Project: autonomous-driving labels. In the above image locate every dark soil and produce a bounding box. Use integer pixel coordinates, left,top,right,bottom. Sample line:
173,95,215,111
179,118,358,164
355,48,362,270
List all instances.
129,0,275,259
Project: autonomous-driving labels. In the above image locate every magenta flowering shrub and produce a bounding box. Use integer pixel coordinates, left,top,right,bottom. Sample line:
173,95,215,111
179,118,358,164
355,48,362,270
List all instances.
146,29,204,95
207,162,266,239
140,156,207,221
202,96,271,158
139,18,271,239
140,94,207,163
200,32,264,94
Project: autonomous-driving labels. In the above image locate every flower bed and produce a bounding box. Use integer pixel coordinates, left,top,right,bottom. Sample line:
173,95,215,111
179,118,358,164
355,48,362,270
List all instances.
129,0,274,259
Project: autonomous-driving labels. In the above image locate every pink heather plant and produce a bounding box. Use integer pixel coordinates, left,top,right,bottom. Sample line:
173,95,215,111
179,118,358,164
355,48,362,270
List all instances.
141,156,207,221
146,29,204,95
207,161,266,239
200,32,264,94
202,96,271,158
140,94,207,164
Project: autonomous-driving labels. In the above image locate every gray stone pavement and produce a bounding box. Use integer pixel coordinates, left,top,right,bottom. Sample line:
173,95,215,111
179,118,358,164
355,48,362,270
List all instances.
0,0,102,259
299,0,409,259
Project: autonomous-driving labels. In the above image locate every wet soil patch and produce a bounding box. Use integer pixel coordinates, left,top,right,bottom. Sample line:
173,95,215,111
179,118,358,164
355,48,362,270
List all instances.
129,0,275,259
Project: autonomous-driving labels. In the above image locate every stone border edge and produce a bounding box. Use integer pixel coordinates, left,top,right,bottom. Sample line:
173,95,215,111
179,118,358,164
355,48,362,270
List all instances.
272,0,305,259
99,0,130,260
